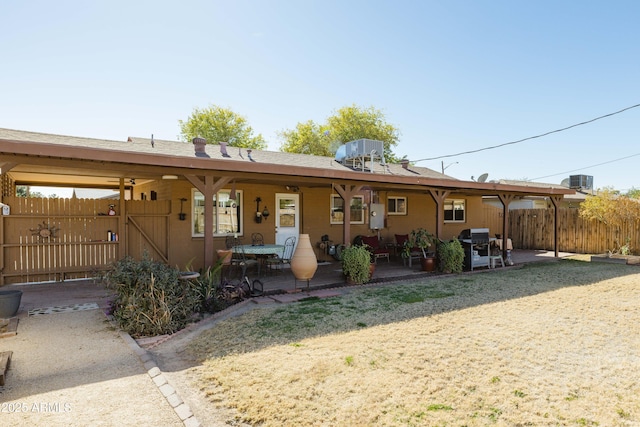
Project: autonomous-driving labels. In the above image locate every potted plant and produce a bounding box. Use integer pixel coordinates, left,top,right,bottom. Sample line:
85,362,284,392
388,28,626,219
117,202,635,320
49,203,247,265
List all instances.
436,239,465,273
341,244,374,285
404,228,436,271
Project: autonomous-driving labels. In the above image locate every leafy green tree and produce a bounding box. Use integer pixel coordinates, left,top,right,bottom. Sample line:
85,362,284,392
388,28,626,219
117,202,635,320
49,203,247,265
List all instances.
625,187,640,199
179,105,267,149
16,186,49,198
278,120,332,156
580,187,640,253
279,104,401,161
580,187,640,225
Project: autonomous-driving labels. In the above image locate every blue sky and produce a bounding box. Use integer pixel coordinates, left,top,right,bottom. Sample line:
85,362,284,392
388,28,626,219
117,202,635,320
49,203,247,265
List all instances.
2,0,639,192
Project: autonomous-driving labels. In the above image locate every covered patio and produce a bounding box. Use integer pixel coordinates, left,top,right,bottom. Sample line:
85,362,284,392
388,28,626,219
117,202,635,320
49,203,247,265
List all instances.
227,248,578,296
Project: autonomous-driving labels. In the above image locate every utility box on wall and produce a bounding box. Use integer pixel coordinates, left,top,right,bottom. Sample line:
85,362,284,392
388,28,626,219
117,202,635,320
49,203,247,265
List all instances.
369,203,385,230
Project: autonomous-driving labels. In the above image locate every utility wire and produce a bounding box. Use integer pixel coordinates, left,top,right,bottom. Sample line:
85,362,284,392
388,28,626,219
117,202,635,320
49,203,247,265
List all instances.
412,103,640,162
530,152,640,181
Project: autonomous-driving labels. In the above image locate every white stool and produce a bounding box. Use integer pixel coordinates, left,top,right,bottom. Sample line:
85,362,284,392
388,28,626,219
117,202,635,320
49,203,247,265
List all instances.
490,255,504,268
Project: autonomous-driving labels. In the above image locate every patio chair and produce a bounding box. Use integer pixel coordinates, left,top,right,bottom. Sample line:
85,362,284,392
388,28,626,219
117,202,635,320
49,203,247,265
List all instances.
251,232,264,245
229,240,260,278
395,234,421,267
360,235,390,263
265,236,296,274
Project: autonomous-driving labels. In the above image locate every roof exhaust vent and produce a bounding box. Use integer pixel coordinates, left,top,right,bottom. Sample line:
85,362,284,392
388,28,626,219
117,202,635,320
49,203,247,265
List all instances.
220,142,230,158
193,138,210,158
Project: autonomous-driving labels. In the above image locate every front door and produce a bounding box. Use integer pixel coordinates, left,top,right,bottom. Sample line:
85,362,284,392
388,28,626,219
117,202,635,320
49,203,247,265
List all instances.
275,193,299,249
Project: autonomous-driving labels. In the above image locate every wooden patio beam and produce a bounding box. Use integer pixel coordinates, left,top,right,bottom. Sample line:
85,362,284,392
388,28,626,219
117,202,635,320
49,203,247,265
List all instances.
497,193,517,260
185,175,233,269
428,189,450,239
332,183,364,246
549,195,563,258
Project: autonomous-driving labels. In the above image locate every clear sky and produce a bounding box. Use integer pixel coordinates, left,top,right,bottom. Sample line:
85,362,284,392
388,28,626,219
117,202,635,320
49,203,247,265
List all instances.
2,1,639,192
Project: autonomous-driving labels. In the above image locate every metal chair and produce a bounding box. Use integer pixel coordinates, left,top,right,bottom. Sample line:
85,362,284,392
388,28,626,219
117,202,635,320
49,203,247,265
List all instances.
230,240,260,278
251,233,264,245
396,234,421,267
265,236,296,274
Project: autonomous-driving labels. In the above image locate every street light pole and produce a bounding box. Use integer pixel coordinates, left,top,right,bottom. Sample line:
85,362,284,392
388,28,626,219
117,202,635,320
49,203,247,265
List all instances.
441,161,458,174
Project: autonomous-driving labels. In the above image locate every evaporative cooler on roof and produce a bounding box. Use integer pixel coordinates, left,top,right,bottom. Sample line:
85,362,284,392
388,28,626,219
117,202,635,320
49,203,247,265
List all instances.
569,175,593,190
335,139,386,172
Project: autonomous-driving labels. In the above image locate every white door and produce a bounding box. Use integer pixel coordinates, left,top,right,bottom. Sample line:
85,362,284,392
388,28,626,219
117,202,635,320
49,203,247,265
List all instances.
275,193,299,248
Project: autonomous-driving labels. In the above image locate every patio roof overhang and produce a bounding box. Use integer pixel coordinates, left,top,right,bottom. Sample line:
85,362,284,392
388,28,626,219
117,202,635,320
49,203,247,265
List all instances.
0,137,574,199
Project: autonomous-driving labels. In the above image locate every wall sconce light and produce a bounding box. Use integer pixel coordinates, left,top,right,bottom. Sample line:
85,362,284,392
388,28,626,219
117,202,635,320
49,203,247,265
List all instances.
285,185,300,192
255,197,263,223
179,198,187,221
255,197,268,223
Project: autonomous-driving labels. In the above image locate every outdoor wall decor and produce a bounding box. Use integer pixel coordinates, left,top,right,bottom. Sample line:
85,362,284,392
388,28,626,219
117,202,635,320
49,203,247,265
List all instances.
30,222,59,240
254,197,269,223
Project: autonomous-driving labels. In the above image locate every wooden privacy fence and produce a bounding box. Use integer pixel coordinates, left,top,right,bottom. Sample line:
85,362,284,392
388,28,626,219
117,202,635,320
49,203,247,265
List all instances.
509,208,640,255
0,197,170,285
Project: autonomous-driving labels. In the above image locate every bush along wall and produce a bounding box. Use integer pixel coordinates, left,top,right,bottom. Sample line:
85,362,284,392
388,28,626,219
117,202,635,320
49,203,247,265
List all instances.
103,255,200,338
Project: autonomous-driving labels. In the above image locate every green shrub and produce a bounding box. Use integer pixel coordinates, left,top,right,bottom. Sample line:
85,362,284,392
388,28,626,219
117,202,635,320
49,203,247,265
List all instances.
103,255,200,337
193,261,226,313
341,244,373,284
436,239,464,273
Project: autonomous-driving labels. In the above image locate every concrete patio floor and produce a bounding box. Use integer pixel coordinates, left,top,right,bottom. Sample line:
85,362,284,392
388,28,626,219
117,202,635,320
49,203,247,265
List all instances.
231,249,578,295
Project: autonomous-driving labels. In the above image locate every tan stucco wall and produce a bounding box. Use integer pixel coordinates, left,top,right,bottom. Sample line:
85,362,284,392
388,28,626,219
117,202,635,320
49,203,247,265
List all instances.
141,181,497,272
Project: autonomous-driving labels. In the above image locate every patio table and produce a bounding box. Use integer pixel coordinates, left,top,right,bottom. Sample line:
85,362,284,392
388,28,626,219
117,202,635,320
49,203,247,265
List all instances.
232,244,285,276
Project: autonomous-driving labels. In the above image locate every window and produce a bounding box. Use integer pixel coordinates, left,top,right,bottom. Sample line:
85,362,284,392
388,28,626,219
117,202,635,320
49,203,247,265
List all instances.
444,199,465,222
330,195,364,224
192,189,242,236
387,196,407,215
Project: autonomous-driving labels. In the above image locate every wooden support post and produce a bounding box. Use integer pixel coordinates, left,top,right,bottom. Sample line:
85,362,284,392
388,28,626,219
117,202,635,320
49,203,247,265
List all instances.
428,189,450,240
550,195,563,258
497,193,517,262
185,174,232,269
118,178,126,259
332,183,363,246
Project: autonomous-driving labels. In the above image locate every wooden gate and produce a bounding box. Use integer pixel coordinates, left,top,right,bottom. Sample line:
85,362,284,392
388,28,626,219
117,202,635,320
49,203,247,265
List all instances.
0,197,170,285
125,200,171,264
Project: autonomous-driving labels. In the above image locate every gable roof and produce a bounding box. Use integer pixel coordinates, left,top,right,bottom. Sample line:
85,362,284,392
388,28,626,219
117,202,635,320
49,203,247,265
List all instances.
0,128,574,197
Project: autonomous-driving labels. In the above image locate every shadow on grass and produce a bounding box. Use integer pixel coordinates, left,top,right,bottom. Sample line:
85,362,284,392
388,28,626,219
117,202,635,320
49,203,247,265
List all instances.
156,259,639,369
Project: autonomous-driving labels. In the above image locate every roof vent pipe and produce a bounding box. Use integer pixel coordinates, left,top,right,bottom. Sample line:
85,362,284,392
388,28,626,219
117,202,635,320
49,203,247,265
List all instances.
193,137,207,154
220,141,230,157
400,159,410,169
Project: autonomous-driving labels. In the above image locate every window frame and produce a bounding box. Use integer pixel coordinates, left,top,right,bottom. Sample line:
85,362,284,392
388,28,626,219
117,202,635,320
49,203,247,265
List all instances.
192,189,243,237
387,196,407,215
444,198,466,223
330,194,365,224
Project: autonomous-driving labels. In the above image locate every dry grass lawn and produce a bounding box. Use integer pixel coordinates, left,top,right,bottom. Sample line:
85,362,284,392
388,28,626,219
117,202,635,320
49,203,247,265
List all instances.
185,259,640,426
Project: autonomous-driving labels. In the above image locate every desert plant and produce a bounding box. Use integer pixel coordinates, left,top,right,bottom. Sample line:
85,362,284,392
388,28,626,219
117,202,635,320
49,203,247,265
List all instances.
436,239,465,273
193,260,225,313
103,254,200,337
341,244,373,284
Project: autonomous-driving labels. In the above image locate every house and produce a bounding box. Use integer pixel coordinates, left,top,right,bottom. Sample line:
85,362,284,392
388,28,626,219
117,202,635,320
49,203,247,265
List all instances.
0,128,574,285
483,179,590,210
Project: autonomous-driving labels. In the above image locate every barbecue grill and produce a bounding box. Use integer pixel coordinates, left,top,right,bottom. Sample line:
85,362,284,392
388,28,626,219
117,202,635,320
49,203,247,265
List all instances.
458,228,490,270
